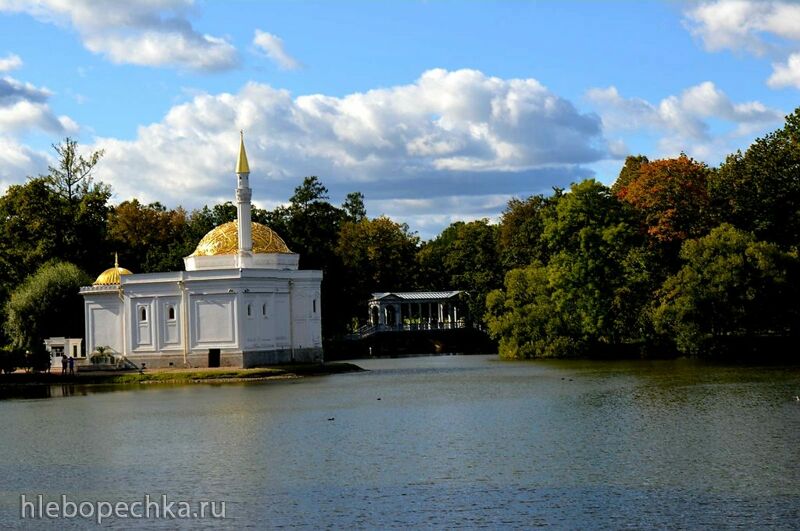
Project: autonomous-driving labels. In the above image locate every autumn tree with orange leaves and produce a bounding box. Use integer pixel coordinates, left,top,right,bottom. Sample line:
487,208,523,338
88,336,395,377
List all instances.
615,154,714,250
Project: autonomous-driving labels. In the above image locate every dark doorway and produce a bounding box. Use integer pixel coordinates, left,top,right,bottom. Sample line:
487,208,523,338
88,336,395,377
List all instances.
208,348,220,368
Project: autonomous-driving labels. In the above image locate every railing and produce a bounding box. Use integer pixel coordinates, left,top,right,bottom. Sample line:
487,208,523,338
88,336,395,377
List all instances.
84,351,144,373
116,355,144,373
347,320,467,339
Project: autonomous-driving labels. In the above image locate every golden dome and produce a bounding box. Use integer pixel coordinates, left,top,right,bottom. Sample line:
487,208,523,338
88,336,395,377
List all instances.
190,221,291,256
94,254,133,285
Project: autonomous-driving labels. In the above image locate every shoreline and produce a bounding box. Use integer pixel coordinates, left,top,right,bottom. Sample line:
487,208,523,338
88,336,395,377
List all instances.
0,362,365,388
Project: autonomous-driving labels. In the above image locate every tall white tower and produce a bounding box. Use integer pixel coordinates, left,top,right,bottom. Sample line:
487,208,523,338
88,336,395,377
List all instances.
236,131,253,267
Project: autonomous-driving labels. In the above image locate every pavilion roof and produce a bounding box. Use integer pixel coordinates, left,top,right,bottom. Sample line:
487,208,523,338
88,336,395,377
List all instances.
370,291,462,302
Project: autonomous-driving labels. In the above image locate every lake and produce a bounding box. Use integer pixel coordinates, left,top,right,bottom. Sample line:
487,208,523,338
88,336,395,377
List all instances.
1,354,799,528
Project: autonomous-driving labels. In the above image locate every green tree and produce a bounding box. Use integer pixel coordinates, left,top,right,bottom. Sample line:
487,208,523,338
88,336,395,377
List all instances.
488,180,653,358
710,108,800,248
418,219,503,325
653,224,798,355
337,216,419,327
342,191,367,222
107,200,189,273
543,179,649,346
338,216,419,291
0,179,63,297
264,177,352,337
0,174,110,309
498,191,561,270
4,261,92,352
44,137,105,201
282,177,345,270
486,264,582,359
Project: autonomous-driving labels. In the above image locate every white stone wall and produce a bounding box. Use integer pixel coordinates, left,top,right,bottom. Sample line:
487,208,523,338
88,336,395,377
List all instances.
291,280,322,351
82,266,322,366
83,292,124,355
191,293,238,348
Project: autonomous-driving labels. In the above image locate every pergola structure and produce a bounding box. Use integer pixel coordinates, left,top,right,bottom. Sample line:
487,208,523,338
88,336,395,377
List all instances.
367,291,464,331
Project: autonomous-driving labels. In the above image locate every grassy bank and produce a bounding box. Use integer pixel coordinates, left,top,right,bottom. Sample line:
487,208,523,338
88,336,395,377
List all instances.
0,362,364,387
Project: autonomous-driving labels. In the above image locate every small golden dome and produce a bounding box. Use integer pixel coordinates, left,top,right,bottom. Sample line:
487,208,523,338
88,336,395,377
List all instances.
190,221,291,256
94,254,133,285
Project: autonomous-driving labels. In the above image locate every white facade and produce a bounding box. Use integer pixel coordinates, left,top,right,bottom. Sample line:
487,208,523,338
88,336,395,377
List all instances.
80,134,323,368
81,268,322,368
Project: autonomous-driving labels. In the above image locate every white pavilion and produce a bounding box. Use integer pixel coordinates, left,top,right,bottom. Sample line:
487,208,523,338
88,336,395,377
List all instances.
80,134,323,368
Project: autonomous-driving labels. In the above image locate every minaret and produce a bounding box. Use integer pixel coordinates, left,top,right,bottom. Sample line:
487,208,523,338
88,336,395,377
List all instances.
236,131,253,266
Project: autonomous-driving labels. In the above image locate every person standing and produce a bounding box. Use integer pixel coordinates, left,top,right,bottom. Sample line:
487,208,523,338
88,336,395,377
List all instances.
61,354,67,375
68,356,75,376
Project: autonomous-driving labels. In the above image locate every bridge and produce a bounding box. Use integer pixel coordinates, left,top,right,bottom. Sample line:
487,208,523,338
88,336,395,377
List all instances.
328,291,495,359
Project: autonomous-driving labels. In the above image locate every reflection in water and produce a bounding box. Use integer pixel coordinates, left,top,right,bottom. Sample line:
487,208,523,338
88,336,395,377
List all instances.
1,355,799,528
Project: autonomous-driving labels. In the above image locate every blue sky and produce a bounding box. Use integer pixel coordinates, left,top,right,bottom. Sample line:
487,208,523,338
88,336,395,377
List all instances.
1,1,799,238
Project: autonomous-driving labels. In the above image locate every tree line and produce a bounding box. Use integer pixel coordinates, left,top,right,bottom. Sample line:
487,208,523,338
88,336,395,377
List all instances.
487,109,800,359
3,108,800,366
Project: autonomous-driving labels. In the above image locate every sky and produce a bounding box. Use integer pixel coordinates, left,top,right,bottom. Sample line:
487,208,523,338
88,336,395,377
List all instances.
1,0,799,239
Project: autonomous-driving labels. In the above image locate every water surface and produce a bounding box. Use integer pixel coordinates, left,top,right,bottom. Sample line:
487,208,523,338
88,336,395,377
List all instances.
1,355,799,528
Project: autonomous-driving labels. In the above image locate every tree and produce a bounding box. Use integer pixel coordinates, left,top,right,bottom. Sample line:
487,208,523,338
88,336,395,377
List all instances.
653,224,799,354
0,175,110,306
4,261,92,352
488,180,652,358
498,191,561,270
342,191,367,222
338,216,419,291
290,176,329,208
709,108,800,248
616,154,713,248
0,139,112,286
44,137,105,201
107,200,189,272
0,179,63,297
337,216,419,327
418,220,503,325
542,179,649,346
267,177,352,337
610,155,648,196
486,265,583,359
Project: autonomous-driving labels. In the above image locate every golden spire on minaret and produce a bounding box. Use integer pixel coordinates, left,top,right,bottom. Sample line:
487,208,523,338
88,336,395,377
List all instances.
114,252,119,268
236,130,250,174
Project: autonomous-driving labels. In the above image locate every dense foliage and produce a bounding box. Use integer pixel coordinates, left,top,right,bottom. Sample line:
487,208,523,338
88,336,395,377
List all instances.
3,107,800,362
4,261,91,360
489,110,800,358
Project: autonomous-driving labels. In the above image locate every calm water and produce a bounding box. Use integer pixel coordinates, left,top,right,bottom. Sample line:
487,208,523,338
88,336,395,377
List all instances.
1,355,800,529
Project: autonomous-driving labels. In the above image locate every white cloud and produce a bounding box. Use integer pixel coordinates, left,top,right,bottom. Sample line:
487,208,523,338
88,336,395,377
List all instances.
253,30,300,70
586,81,783,161
768,52,800,88
0,75,76,133
0,136,49,184
0,53,22,72
0,0,238,71
0,75,51,103
685,0,800,55
685,1,800,89
72,69,604,235
0,100,63,132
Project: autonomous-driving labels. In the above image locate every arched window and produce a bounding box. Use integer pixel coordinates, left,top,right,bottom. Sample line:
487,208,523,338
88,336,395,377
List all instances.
312,299,317,314
262,303,267,317
168,306,175,320
140,307,147,321
247,304,252,317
